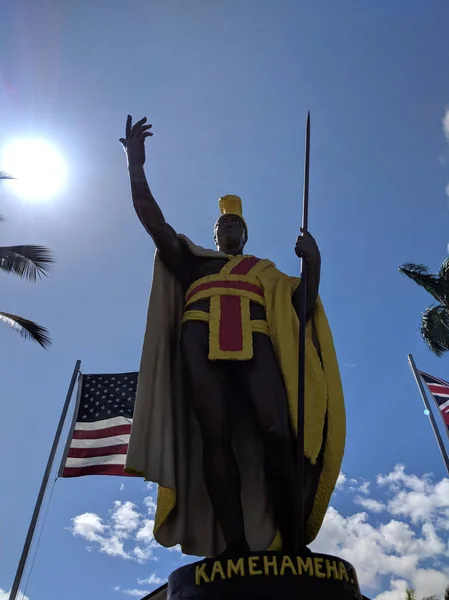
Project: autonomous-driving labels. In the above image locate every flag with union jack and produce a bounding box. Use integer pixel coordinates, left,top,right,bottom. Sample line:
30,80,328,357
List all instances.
60,372,138,477
419,370,449,431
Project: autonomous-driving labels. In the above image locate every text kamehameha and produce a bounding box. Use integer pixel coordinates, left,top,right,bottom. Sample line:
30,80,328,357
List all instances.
195,555,357,586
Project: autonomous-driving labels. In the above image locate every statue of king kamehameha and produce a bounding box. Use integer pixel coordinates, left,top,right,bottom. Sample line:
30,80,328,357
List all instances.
120,116,345,558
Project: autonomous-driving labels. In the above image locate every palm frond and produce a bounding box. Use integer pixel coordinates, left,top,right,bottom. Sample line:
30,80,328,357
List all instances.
405,588,416,600
400,262,431,277
0,311,51,348
0,245,54,281
439,257,449,281
399,262,446,304
419,305,449,357
422,596,439,600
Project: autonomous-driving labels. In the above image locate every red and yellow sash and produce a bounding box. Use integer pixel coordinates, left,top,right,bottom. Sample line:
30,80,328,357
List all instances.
183,256,271,360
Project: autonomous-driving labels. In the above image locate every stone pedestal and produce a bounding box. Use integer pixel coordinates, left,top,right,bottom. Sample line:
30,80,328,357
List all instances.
167,550,362,600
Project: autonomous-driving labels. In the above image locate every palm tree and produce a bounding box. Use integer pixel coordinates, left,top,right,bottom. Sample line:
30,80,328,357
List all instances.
1,172,53,348
399,259,449,357
404,588,439,600
406,588,417,600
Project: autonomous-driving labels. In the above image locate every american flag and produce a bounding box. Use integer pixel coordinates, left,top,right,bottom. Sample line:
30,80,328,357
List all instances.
60,372,138,477
419,370,449,430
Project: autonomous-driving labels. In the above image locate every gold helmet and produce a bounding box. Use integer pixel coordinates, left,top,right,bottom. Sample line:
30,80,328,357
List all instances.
216,195,248,239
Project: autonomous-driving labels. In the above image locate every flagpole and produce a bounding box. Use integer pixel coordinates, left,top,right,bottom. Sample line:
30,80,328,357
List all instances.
407,354,449,475
58,373,83,477
296,111,310,550
9,359,81,600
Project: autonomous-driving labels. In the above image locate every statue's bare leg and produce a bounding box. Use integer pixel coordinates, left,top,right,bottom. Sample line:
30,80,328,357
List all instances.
237,333,315,553
181,321,249,553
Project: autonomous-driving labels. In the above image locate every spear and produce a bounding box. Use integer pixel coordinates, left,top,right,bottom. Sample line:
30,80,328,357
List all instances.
296,111,310,550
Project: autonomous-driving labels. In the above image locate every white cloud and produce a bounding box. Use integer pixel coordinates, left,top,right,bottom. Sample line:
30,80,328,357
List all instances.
114,587,150,597
313,464,449,595
356,497,385,513
377,465,449,524
348,478,362,493
132,545,155,563
0,589,29,600
111,501,141,538
443,108,449,140
388,489,436,523
445,183,449,198
313,509,412,588
413,568,449,598
136,519,155,544
101,536,131,559
374,578,408,600
375,569,449,600
69,498,159,563
377,464,430,494
70,465,449,599
312,507,445,589
144,495,157,517
70,511,131,560
358,481,371,495
336,472,347,489
166,544,183,553
71,512,105,541
138,573,165,585
113,574,166,597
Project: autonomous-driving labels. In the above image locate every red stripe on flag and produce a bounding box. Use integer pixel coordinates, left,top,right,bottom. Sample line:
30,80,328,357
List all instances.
68,444,129,459
72,424,131,440
429,384,449,396
61,464,137,478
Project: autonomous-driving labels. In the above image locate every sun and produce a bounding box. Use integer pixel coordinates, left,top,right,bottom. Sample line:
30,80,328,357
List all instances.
1,138,67,201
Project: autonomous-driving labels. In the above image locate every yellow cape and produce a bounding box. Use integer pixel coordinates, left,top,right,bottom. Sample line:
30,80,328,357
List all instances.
150,255,345,549
259,260,345,545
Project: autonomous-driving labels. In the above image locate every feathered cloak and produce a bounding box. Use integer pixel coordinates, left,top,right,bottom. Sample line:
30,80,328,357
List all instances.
125,236,345,557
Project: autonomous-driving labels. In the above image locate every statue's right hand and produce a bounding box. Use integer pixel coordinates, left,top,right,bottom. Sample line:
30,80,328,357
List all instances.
119,115,153,166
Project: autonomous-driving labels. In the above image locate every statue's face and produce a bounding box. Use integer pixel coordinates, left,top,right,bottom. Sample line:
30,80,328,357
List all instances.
214,214,247,255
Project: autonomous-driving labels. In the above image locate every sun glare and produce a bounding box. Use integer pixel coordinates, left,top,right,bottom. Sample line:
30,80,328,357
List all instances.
1,138,67,201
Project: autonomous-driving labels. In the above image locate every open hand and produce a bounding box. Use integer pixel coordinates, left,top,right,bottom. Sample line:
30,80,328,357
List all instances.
295,229,321,266
119,115,153,166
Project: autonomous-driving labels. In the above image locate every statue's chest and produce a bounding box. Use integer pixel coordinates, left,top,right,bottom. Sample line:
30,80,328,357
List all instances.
183,256,267,361
190,256,229,282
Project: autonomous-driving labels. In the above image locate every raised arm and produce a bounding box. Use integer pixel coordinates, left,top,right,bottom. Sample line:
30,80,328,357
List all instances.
120,116,182,265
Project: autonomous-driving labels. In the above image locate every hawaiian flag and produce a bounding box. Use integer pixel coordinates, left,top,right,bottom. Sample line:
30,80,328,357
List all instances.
419,371,449,430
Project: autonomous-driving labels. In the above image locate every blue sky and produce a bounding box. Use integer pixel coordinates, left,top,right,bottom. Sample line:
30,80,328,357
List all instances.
2,0,449,598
